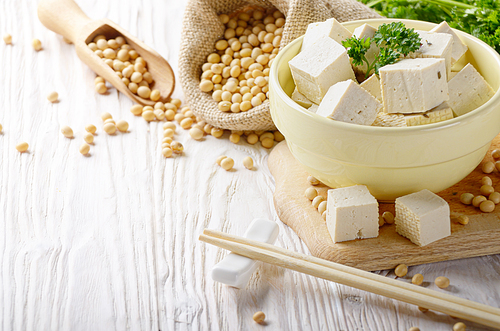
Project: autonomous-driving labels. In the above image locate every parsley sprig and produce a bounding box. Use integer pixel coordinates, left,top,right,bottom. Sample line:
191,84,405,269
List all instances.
361,0,500,54
342,22,421,77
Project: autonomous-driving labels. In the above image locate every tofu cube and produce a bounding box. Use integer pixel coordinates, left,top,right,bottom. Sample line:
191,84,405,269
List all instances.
448,71,458,81
326,185,379,243
352,24,379,75
380,58,449,114
411,31,453,78
291,88,314,108
316,79,381,125
404,102,454,126
447,63,495,116
372,112,406,127
372,101,454,127
302,18,352,51
289,36,356,104
308,104,319,113
430,21,468,64
360,74,382,102
395,189,450,247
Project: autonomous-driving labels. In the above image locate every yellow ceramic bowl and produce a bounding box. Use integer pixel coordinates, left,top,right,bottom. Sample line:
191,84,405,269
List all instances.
269,19,500,201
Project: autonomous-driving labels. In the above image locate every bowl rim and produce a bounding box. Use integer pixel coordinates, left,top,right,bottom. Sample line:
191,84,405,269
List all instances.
270,18,500,134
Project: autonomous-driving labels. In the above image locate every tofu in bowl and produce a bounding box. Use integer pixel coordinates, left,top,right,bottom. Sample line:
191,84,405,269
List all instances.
269,19,500,201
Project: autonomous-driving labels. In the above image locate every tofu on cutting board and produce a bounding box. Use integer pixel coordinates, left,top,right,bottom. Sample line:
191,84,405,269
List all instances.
326,185,379,243
395,189,451,247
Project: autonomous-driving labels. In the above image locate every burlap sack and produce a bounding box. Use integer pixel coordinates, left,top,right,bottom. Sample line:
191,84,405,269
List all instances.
179,0,381,131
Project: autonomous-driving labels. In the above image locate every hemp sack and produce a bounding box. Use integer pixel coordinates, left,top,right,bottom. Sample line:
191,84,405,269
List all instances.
179,0,380,131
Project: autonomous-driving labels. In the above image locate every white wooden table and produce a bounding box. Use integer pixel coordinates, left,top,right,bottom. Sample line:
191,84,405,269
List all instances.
1,1,498,330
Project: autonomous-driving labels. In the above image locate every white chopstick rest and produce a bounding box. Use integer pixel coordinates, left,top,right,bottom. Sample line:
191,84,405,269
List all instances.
211,218,279,288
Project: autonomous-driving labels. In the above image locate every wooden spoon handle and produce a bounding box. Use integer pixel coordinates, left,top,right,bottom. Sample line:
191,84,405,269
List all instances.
37,0,92,43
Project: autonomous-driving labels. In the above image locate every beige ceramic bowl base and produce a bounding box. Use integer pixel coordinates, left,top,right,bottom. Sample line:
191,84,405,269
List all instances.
269,19,500,201
269,141,500,271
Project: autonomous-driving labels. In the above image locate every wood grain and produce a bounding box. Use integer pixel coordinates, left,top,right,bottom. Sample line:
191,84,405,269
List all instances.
0,0,499,330
269,140,500,271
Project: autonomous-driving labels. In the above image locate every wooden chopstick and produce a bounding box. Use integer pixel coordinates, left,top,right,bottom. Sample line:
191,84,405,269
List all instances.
200,229,500,329
203,229,500,316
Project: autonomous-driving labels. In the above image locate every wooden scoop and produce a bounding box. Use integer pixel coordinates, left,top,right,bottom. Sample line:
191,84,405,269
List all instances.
37,0,175,106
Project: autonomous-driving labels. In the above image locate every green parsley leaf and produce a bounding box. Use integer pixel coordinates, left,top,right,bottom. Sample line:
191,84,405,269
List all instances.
342,22,421,77
360,0,500,53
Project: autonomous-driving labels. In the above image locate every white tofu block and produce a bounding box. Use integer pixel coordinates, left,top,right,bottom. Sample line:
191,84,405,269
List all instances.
211,218,279,288
301,18,352,51
380,58,449,114
395,189,450,247
448,71,458,81
360,74,382,102
352,24,379,75
404,102,454,126
308,104,319,113
447,63,496,116
289,36,356,104
430,21,468,64
372,112,406,127
326,185,379,243
291,88,313,108
372,101,454,127
316,80,381,125
412,31,453,78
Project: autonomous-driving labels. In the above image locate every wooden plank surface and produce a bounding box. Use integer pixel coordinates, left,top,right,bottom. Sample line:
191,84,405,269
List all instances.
0,1,499,330
269,141,500,271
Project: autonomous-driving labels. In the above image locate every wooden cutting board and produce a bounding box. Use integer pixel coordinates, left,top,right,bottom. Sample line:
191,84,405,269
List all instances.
268,139,500,271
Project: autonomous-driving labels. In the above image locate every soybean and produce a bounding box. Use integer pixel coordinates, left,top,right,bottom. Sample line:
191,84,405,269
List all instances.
243,156,253,170
305,187,317,200
434,276,450,289
453,322,466,331
47,91,59,103
16,142,29,152
459,193,474,205
85,124,97,134
189,127,204,140
79,143,90,155
61,125,73,138
116,120,129,132
456,215,469,225
3,33,12,44
84,132,94,144
411,274,424,285
221,157,234,171
394,264,408,277
32,39,42,51
382,211,395,224
253,311,265,324
480,200,495,213
312,196,324,209
482,161,495,174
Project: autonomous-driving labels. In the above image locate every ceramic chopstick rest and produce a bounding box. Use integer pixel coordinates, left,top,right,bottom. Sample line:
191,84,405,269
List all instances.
211,218,279,288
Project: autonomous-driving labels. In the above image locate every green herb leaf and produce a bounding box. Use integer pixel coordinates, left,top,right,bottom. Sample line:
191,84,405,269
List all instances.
373,22,422,56
342,36,371,68
360,0,500,53
342,22,422,76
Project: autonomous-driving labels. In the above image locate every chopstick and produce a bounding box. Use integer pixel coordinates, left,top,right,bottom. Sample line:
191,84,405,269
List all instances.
204,229,500,316
200,229,500,329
